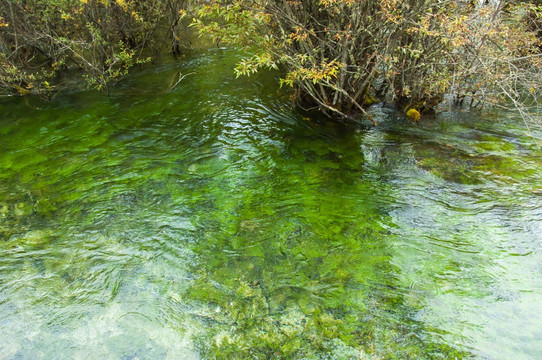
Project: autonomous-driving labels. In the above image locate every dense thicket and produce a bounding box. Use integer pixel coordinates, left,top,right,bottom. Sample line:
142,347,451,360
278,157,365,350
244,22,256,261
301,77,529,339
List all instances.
1,0,541,128
0,0,186,96
193,0,542,124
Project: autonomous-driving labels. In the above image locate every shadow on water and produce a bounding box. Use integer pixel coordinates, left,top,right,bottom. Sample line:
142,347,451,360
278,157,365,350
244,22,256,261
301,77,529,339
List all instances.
0,47,541,359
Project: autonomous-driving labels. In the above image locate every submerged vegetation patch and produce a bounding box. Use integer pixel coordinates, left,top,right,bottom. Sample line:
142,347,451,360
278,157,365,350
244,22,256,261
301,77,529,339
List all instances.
1,48,542,359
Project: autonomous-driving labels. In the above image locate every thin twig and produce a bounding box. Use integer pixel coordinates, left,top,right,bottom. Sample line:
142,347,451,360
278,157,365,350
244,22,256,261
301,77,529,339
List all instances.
168,71,195,92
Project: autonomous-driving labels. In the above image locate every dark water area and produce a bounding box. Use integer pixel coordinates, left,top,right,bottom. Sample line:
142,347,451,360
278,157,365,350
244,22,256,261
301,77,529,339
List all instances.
0,48,541,359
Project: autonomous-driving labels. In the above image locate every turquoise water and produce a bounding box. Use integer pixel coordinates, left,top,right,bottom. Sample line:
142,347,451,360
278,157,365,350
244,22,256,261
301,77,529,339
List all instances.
0,48,541,359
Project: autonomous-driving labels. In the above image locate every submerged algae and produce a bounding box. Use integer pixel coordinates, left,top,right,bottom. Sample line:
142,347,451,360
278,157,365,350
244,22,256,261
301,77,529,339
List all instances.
0,48,541,359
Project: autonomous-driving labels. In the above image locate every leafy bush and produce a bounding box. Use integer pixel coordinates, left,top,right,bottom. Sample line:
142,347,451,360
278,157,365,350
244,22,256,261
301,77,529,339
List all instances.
0,0,187,96
192,0,542,124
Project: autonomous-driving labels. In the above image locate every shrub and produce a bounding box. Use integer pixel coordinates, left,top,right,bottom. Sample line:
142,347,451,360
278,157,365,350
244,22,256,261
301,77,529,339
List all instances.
192,0,542,125
0,0,187,96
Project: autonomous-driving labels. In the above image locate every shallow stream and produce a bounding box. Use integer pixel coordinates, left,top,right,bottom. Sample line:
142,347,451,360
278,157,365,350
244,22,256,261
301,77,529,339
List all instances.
1,48,541,359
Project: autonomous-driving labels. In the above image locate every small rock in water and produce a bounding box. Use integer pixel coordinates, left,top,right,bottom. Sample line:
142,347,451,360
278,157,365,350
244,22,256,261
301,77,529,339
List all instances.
0,203,9,218
14,203,29,217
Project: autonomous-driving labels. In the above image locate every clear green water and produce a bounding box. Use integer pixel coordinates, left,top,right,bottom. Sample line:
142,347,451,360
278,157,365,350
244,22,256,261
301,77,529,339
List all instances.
0,48,541,359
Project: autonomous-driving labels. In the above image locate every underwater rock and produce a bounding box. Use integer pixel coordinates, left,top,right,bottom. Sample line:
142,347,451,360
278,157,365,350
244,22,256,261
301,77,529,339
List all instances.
13,202,33,217
0,203,9,218
17,229,54,245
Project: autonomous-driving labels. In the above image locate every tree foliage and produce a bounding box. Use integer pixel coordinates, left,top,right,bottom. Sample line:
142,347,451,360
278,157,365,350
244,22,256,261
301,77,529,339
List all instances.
0,0,187,96
192,0,542,125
